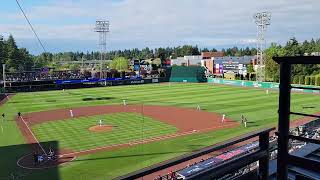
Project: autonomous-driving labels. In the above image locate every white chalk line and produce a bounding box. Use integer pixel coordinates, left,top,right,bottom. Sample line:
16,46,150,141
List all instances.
20,116,47,155
60,122,238,157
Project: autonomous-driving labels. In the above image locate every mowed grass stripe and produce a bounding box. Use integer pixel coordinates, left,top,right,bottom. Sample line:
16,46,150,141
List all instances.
11,84,238,108
13,87,242,112
4,83,320,179
32,113,178,151
13,83,214,102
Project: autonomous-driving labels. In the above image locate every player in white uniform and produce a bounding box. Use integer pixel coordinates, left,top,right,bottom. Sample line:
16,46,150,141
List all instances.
70,109,74,118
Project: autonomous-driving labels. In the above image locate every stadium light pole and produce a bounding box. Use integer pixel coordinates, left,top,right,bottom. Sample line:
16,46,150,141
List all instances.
2,64,5,93
254,12,271,82
94,20,110,79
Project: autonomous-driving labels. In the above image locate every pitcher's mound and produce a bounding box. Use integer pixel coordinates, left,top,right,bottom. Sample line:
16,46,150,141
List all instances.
89,125,113,132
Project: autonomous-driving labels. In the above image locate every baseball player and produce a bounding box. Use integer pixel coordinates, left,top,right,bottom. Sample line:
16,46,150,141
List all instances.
244,117,248,127
38,154,44,164
197,105,201,111
48,147,56,161
33,153,38,166
99,119,103,126
222,114,225,123
241,115,244,124
69,109,74,118
18,112,21,117
123,99,126,106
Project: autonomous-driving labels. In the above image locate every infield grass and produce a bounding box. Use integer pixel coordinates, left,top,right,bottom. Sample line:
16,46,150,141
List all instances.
0,83,320,179
32,113,178,151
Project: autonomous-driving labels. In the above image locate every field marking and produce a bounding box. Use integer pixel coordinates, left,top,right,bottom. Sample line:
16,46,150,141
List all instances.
59,131,196,156
59,123,238,157
20,116,47,155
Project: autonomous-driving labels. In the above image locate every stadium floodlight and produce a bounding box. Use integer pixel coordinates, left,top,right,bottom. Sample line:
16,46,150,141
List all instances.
254,12,271,82
94,20,110,79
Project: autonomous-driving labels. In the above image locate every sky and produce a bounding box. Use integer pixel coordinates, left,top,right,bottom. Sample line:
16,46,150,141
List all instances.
0,0,319,55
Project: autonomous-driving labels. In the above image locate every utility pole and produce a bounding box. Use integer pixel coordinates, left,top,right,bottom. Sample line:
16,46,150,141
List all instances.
2,64,6,93
94,20,110,79
0,36,3,93
254,12,271,82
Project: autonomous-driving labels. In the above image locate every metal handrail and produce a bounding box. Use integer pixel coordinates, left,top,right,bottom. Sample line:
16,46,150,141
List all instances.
291,86,320,91
290,112,320,119
117,127,275,180
288,135,320,145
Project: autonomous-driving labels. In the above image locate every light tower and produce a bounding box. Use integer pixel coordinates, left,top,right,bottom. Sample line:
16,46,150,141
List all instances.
94,20,110,78
254,12,271,82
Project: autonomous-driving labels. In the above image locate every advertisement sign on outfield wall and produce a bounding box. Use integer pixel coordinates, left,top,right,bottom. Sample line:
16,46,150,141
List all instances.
207,78,320,93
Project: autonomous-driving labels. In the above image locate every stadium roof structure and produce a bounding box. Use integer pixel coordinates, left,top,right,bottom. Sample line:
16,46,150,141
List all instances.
273,56,320,64
274,55,320,179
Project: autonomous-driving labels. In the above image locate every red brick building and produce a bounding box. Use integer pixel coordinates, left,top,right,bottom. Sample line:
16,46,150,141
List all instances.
201,52,224,74
201,52,224,59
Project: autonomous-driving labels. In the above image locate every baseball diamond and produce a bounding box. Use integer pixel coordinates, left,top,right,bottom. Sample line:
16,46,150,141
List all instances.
1,83,320,179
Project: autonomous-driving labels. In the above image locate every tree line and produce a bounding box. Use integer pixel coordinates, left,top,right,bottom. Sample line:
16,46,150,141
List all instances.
1,34,320,84
0,35,33,73
0,34,258,73
265,37,320,83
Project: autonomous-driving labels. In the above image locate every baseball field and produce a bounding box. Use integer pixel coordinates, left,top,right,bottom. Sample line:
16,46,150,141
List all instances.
0,83,319,180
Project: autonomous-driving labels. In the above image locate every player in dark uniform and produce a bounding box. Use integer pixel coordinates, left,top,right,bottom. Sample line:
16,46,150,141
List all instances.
18,112,21,117
241,114,244,124
33,153,38,166
1,113,4,118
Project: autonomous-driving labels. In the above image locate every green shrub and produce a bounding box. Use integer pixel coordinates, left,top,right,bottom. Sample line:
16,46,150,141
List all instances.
305,76,310,85
316,76,320,86
292,76,299,84
310,76,316,85
299,75,305,85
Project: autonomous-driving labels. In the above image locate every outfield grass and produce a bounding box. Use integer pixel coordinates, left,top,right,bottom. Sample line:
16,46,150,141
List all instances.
32,113,178,151
0,83,320,179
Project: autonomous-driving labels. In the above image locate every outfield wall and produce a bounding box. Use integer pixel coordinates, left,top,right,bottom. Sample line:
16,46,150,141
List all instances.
208,78,320,93
169,66,207,83
2,77,169,93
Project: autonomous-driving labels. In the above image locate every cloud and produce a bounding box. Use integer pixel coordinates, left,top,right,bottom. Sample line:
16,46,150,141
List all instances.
1,0,320,54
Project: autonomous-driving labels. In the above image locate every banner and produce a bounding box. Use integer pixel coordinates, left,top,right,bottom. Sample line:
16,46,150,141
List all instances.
55,77,143,85
177,142,259,178
207,78,320,93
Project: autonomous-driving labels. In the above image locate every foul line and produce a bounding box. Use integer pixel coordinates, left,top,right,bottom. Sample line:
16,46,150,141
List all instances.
60,122,238,157
20,116,47,155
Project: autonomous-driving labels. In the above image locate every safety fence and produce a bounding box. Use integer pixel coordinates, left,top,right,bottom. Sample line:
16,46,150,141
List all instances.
208,78,320,94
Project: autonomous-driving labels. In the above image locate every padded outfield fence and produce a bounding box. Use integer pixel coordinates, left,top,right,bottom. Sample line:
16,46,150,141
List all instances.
169,66,207,83
208,78,320,94
0,77,169,93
